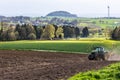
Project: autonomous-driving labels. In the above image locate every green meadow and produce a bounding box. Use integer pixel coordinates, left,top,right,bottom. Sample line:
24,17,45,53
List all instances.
0,39,120,53
78,18,120,28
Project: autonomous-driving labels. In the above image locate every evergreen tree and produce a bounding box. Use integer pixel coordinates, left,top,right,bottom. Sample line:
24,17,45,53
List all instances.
111,27,118,40
82,27,89,37
0,22,3,40
111,27,120,40
75,27,80,38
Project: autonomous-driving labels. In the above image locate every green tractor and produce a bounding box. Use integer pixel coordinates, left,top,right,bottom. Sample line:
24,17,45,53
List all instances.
88,47,110,61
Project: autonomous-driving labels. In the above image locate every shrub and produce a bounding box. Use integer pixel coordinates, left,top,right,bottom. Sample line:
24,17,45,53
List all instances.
68,63,120,80
115,72,120,79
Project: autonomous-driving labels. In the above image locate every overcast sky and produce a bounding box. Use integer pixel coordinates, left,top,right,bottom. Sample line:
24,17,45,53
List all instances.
0,0,119,17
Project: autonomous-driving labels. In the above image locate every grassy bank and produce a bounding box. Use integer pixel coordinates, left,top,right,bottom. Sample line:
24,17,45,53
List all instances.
68,62,120,80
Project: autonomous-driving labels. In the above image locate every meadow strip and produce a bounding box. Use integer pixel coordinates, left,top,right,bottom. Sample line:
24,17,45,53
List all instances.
0,40,119,53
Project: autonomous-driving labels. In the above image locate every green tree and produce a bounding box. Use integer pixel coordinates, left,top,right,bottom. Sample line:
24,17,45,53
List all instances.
69,27,75,37
53,24,58,38
63,26,69,38
21,26,27,40
7,32,16,41
15,24,26,40
39,27,44,39
56,26,64,39
15,24,36,40
63,26,75,38
26,24,36,36
28,33,36,40
1,31,7,41
75,27,80,38
82,27,89,37
0,22,4,40
1,26,16,41
33,25,40,39
112,27,120,40
15,31,19,40
41,24,55,40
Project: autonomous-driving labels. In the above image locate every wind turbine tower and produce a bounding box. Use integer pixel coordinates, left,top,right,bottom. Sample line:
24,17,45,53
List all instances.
108,5,110,19
107,0,110,19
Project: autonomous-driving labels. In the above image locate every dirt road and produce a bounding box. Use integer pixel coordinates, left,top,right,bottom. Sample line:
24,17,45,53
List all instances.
0,50,118,80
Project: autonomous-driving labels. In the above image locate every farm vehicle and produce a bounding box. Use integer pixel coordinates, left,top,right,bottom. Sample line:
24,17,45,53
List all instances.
88,47,111,61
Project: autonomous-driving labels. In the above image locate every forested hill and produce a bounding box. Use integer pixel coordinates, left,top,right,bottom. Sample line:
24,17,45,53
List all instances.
46,11,77,17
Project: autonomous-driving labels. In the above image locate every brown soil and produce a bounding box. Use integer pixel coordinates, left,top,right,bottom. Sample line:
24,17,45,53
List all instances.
0,50,118,80
108,53,120,61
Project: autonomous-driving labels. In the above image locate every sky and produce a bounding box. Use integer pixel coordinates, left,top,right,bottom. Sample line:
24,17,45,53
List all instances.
0,0,119,17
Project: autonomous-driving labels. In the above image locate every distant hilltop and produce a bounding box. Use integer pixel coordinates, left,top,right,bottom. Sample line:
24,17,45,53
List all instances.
46,11,77,17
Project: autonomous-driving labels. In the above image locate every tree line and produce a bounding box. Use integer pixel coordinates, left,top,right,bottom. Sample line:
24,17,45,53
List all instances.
0,23,90,41
7,22,120,41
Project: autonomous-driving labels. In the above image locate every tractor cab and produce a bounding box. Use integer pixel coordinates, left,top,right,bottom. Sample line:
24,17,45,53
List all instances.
92,47,104,53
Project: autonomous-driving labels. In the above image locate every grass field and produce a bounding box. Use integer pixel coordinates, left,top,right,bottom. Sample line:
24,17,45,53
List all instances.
68,62,120,80
0,39,120,53
78,18,120,28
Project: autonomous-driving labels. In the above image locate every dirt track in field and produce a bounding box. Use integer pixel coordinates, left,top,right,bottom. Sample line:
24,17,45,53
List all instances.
0,50,118,80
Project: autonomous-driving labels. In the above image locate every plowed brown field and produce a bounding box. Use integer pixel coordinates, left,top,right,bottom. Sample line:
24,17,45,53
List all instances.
0,50,118,80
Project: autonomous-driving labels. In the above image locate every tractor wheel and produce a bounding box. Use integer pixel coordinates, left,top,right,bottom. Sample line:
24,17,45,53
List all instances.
88,54,94,60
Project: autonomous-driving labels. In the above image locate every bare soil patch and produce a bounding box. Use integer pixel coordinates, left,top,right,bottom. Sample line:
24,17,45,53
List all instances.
108,53,120,61
0,50,118,80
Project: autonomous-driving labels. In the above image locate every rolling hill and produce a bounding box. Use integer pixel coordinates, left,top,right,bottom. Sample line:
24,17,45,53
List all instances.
46,11,77,17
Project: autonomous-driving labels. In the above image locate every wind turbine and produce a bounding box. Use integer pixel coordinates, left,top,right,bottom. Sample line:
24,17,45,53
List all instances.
108,6,110,19
107,0,110,19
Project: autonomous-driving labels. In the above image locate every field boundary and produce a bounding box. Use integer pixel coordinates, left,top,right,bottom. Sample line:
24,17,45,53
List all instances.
31,49,88,54
1,49,88,54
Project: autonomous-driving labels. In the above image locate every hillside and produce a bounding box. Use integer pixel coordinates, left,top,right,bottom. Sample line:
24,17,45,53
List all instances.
46,11,77,17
